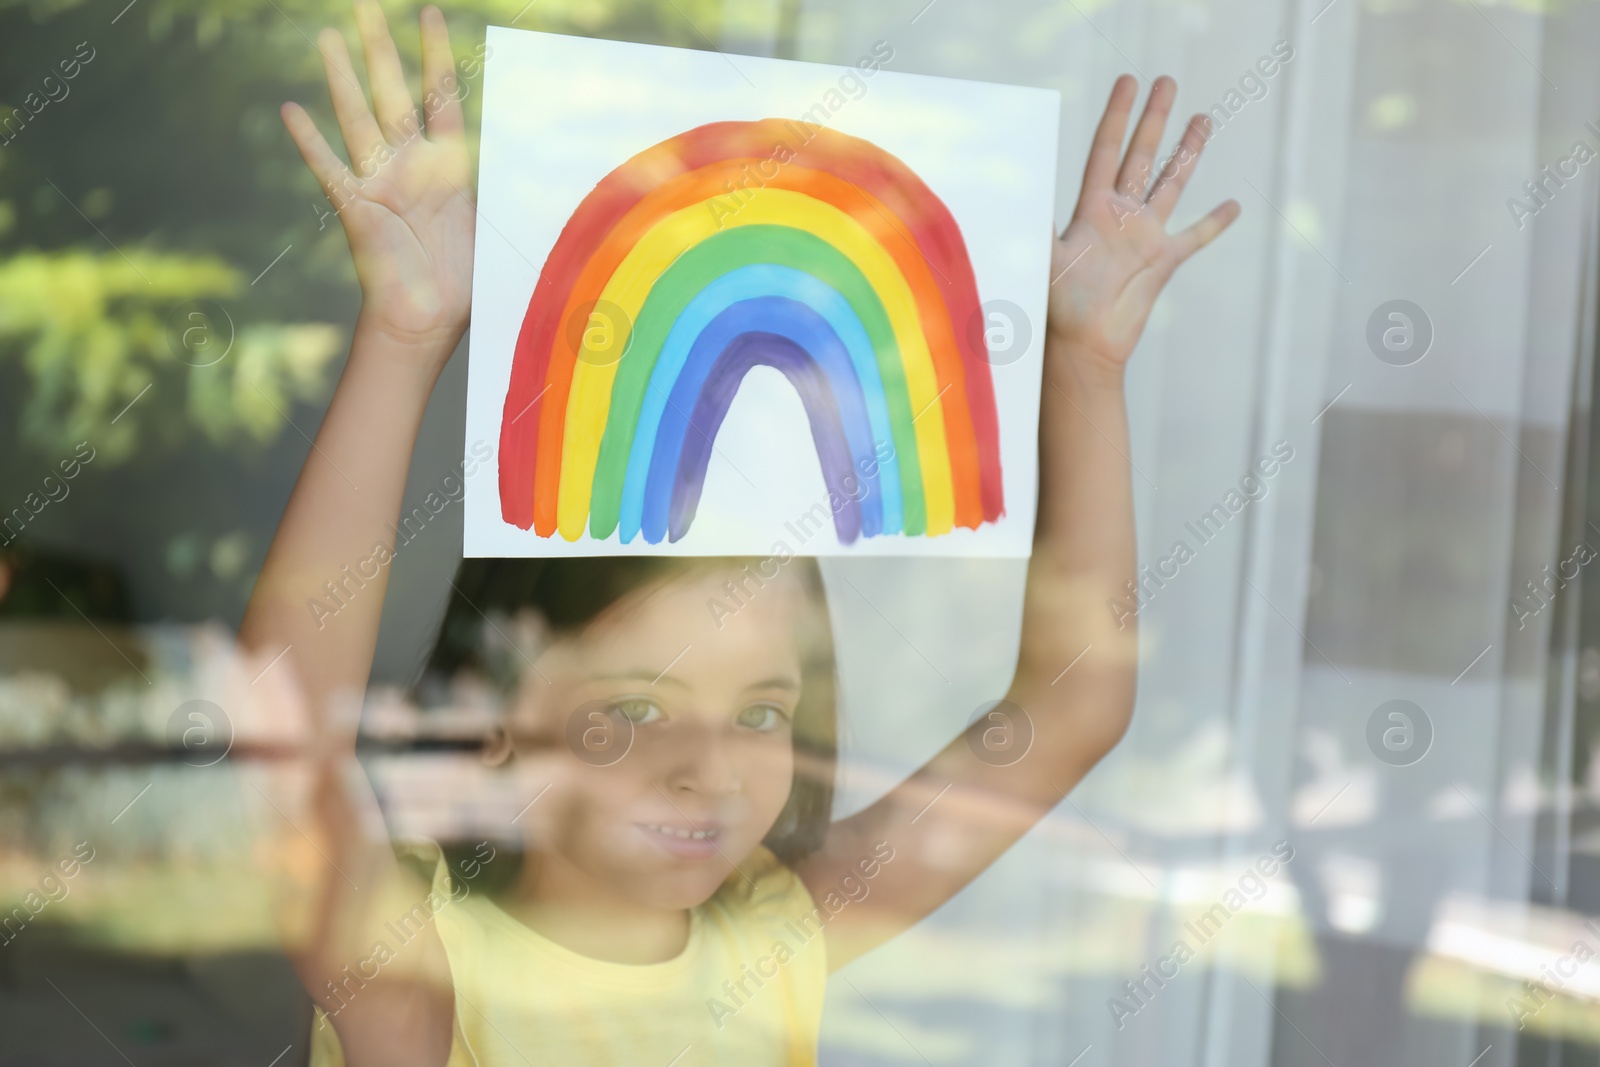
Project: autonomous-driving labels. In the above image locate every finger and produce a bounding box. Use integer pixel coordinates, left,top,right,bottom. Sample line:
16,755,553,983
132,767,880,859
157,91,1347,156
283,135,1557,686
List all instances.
419,5,465,142
1118,200,1239,317
353,0,419,141
1114,75,1176,198
317,26,385,173
1145,113,1213,222
1169,199,1241,266
281,102,359,200
1077,74,1138,200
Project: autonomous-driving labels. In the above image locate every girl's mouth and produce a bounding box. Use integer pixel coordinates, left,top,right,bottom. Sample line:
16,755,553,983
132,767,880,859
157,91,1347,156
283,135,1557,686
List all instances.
635,821,723,858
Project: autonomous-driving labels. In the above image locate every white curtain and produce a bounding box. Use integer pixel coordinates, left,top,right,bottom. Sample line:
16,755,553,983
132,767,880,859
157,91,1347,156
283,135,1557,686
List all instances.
727,0,1600,1063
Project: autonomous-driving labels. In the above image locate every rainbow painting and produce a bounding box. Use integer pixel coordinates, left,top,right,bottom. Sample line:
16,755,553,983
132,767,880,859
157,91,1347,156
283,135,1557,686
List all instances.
496,120,1002,546
464,27,1059,558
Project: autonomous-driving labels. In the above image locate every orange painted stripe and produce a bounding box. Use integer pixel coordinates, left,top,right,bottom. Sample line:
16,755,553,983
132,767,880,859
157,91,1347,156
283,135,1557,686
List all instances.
538,159,983,530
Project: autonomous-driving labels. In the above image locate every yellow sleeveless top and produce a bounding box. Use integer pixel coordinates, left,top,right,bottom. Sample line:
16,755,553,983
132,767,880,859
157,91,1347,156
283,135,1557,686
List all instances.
309,842,827,1066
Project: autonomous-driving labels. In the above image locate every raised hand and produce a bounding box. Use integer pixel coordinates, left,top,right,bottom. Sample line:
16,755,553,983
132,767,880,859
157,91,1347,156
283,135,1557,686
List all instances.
1048,75,1239,381
280,1,475,362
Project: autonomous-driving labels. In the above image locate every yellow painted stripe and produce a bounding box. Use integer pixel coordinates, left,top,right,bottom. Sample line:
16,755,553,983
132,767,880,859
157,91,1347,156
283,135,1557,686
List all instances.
556,189,953,540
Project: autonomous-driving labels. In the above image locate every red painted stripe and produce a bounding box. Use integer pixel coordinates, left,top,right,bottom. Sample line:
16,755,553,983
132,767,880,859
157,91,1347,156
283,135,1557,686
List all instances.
495,119,1004,533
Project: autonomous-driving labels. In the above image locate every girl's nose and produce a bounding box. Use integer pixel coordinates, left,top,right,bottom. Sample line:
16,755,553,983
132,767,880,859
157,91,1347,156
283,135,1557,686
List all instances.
663,720,741,798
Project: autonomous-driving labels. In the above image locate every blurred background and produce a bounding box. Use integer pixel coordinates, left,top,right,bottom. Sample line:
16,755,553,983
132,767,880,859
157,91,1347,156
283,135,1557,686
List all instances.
3,0,1598,1064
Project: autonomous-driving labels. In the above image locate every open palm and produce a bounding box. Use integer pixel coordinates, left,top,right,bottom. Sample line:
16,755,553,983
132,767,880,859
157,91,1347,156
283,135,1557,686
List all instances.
281,2,475,360
1048,75,1239,379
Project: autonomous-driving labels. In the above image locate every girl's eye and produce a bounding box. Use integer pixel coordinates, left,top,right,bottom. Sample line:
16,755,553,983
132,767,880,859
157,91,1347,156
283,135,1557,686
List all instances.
608,697,663,725
736,703,790,732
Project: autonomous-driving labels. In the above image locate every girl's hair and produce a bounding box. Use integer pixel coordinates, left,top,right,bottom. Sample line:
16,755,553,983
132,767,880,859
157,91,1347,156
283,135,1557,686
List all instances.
413,556,837,896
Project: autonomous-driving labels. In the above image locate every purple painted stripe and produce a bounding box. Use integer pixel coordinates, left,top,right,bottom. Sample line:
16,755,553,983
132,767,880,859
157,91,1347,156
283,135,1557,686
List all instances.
668,331,862,544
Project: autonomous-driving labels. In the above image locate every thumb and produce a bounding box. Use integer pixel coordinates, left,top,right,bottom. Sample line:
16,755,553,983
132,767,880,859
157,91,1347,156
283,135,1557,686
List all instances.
1126,199,1240,311
1170,199,1241,267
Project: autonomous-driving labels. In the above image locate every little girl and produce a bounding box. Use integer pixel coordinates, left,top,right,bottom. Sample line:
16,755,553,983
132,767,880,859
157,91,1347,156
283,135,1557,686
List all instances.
242,3,1238,1064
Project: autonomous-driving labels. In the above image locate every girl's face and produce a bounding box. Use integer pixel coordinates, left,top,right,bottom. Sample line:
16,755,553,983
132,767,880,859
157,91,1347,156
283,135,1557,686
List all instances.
509,566,808,911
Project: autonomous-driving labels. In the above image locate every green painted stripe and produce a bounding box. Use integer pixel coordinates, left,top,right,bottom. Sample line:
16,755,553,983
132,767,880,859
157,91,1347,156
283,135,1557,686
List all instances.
588,224,925,539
